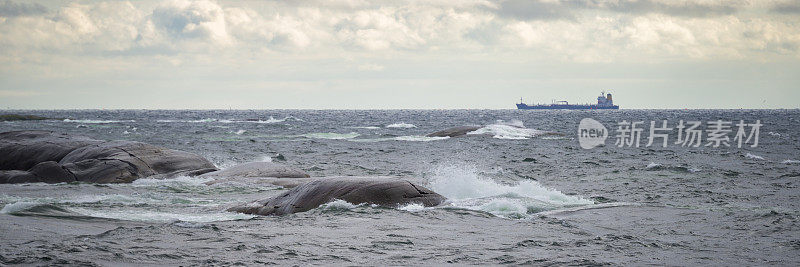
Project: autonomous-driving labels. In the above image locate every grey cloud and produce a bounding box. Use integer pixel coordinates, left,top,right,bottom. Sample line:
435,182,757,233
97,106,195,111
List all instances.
488,0,738,21
770,1,800,14
491,0,575,21
0,0,47,17
586,0,738,17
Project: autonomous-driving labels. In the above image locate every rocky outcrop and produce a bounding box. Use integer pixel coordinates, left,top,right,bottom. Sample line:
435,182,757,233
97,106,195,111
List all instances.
227,177,446,215
0,130,217,184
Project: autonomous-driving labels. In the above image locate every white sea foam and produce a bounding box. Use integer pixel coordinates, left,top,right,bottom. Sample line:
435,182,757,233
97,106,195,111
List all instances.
745,153,765,160
393,136,449,142
234,129,246,135
427,165,593,219
69,208,255,223
63,119,132,124
319,199,363,210
0,201,40,214
348,136,449,142
248,116,302,124
302,132,360,140
386,122,417,128
132,176,214,187
467,120,543,140
350,126,381,129
782,159,800,164
645,162,663,170
398,203,427,212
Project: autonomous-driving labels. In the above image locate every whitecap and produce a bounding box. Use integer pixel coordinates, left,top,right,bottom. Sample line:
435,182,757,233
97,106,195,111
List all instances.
350,126,381,129
645,162,663,170
386,123,417,128
302,132,360,140
467,120,544,140
248,116,302,123
427,165,592,219
63,119,132,124
0,201,41,214
132,176,214,187
233,129,246,135
319,199,363,211
782,159,800,164
398,203,427,212
745,153,765,160
67,208,255,223
393,136,449,142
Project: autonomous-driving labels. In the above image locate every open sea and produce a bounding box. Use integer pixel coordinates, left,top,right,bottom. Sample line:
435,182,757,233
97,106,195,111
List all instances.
1,109,798,265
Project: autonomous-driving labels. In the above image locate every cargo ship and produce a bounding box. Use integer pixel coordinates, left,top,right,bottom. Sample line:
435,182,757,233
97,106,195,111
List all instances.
517,91,619,110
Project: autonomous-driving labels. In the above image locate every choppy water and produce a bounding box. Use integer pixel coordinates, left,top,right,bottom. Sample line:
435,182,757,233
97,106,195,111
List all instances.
1,109,799,265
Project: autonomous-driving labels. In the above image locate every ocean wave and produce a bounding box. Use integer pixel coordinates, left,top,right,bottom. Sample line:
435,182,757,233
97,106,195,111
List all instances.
157,116,300,124
132,176,214,187
247,116,302,123
426,165,593,219
467,120,544,140
398,203,428,212
157,118,234,123
69,207,255,223
783,159,800,164
318,199,367,211
63,119,133,124
348,135,449,142
386,122,417,128
745,153,765,160
302,132,360,140
350,126,381,129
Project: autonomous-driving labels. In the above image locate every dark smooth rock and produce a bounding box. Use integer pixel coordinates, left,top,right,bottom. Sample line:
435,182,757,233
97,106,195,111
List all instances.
425,126,482,137
227,177,446,215
0,131,101,170
0,130,217,184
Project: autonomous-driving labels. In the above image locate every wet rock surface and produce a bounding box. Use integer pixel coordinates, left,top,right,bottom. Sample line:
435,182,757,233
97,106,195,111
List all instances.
0,131,216,183
228,177,445,215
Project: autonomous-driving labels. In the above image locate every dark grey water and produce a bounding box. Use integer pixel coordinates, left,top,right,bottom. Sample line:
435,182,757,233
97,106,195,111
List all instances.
1,109,799,265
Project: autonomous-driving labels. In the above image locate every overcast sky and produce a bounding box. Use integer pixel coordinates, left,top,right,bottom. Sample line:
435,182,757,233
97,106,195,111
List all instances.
1,0,798,109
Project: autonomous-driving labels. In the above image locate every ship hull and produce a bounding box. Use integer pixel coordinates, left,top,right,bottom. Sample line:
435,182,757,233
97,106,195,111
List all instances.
516,104,619,110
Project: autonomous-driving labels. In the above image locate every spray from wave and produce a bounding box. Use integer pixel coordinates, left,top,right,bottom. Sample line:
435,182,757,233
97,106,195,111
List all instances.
426,165,593,219
467,120,545,140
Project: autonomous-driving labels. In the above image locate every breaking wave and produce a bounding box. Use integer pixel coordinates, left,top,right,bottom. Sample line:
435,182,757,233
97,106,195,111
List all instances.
426,165,593,219
386,123,416,128
63,119,133,124
349,136,449,142
302,132,360,140
467,120,544,140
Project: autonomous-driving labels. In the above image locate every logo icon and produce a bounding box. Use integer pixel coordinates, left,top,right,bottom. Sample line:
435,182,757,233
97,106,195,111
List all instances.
578,118,607,149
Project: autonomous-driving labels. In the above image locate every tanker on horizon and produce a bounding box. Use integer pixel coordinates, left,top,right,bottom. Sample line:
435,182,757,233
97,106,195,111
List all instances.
517,91,619,110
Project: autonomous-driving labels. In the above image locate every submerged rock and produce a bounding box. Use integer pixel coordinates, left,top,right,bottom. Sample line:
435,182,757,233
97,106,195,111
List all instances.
0,130,217,184
200,161,309,179
227,177,446,215
201,161,312,187
425,126,482,137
